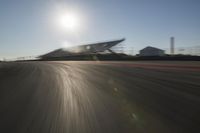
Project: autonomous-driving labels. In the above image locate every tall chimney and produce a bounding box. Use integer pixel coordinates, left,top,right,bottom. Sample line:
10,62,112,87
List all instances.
170,37,175,54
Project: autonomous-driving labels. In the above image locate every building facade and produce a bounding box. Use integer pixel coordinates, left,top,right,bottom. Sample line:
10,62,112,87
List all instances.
139,46,165,56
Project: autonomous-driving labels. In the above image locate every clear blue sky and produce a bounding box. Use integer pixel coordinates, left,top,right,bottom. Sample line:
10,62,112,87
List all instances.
0,0,200,58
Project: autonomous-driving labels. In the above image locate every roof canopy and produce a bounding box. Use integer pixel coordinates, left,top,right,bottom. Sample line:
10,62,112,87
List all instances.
40,38,125,58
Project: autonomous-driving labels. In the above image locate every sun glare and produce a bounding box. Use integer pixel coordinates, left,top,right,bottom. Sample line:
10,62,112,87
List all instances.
57,12,80,31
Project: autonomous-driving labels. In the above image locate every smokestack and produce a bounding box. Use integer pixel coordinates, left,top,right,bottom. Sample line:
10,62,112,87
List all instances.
170,37,175,54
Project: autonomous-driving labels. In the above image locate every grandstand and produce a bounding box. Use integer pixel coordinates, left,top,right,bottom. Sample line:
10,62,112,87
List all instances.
39,39,125,60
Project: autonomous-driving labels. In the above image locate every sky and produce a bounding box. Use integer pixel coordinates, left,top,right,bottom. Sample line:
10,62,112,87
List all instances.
0,0,200,58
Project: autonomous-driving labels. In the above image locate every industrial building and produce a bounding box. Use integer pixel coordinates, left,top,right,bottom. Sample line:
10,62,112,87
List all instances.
139,46,165,56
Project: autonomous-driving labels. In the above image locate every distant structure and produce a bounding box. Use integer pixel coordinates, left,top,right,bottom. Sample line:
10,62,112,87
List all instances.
139,46,165,56
40,39,125,59
170,37,175,55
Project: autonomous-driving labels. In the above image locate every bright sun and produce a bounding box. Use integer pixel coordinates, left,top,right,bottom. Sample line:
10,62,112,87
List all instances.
57,12,80,31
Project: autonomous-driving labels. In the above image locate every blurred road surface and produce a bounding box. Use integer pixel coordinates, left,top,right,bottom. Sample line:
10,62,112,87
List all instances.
0,61,200,133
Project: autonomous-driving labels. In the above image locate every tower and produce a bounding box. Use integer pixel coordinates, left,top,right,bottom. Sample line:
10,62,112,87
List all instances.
170,37,175,55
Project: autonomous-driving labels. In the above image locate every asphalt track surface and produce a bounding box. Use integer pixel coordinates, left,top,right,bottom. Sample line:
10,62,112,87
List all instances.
0,61,200,133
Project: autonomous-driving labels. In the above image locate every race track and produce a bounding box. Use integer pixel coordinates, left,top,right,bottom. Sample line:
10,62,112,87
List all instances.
0,61,200,133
